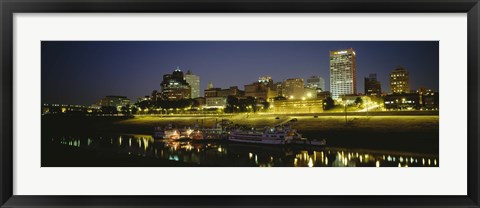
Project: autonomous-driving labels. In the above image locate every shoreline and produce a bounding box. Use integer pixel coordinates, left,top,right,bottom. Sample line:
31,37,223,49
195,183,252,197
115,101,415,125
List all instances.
42,113,439,154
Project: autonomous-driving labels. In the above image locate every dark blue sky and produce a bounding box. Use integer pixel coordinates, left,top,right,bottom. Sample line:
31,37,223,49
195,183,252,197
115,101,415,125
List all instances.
41,41,439,105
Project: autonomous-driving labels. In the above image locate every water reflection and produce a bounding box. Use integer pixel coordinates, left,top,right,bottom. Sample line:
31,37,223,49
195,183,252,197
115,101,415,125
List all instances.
52,135,439,167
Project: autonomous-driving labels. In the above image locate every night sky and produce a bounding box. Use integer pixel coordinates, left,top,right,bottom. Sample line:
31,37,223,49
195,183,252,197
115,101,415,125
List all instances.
41,41,439,106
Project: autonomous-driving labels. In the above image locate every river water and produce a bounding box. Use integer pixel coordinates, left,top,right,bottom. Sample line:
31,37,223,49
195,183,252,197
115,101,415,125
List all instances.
46,134,439,167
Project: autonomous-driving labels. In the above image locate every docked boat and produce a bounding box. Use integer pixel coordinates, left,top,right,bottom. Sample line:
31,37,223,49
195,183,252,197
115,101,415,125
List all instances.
189,129,204,140
179,126,194,138
201,122,228,139
228,125,302,145
153,124,180,139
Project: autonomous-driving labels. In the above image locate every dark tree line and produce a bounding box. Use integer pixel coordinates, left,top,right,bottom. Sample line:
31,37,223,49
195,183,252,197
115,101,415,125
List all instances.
225,96,269,113
136,99,199,111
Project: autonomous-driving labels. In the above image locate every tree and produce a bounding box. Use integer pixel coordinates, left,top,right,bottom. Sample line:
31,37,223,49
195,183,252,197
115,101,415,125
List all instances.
245,96,256,112
262,101,270,110
323,97,335,110
101,106,118,115
354,97,363,106
136,100,152,110
121,106,129,115
225,95,239,113
130,106,138,114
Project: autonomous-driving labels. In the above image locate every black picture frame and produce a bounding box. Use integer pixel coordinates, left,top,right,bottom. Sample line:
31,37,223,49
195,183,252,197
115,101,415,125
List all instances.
1,0,479,207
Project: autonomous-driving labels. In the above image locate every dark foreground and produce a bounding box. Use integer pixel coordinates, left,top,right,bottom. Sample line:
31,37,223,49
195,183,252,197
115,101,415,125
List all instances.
42,135,438,167
41,114,439,167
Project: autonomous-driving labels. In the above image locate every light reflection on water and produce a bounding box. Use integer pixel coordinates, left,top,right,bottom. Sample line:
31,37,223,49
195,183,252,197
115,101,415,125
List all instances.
52,135,438,167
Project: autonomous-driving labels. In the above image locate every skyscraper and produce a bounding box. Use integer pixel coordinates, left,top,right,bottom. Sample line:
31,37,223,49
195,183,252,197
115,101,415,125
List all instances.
160,67,191,100
390,66,410,94
330,48,357,100
364,73,381,96
184,70,200,98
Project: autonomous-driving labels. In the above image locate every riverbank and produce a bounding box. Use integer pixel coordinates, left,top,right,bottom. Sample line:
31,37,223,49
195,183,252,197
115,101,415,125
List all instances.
42,113,439,154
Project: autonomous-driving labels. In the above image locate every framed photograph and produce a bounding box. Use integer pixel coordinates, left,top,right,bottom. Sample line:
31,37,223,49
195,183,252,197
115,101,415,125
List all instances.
1,0,479,207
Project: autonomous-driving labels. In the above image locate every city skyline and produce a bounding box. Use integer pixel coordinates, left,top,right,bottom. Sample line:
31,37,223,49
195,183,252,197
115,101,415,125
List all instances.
42,41,439,105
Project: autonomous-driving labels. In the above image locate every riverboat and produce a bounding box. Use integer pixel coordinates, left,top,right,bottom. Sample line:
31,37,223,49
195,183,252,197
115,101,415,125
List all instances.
153,124,180,139
228,125,302,145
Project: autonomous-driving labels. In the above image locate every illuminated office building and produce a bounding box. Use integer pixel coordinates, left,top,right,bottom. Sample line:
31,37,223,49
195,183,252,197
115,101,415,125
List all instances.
330,48,357,99
160,67,191,100
184,70,200,98
390,66,410,94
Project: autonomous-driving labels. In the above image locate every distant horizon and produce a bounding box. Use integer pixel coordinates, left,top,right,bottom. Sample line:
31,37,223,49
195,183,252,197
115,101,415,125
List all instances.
41,41,439,106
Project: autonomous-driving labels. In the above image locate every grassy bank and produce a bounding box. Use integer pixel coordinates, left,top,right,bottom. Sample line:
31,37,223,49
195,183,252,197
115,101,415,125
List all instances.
114,114,438,134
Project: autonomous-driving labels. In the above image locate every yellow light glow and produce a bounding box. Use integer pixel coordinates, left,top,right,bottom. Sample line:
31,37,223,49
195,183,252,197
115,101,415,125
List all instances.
308,157,314,167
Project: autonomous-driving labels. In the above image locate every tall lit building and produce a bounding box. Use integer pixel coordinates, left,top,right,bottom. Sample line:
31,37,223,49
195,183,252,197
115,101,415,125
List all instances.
160,67,191,100
284,78,304,100
330,48,357,99
390,66,410,94
184,70,200,98
364,73,381,96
